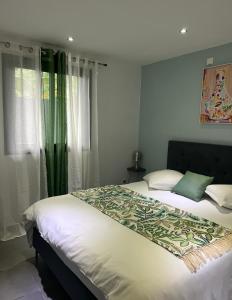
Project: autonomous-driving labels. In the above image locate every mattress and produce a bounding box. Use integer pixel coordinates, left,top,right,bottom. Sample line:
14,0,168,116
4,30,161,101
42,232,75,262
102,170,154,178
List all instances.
23,181,232,300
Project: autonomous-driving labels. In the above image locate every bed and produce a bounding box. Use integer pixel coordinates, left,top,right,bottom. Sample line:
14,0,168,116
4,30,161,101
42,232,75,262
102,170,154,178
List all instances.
24,141,232,300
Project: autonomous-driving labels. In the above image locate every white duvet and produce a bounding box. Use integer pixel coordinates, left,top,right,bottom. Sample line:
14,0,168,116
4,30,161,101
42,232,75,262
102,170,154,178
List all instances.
23,181,232,300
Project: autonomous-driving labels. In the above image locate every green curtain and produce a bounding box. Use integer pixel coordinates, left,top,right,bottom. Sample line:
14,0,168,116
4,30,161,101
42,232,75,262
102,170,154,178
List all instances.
41,49,68,196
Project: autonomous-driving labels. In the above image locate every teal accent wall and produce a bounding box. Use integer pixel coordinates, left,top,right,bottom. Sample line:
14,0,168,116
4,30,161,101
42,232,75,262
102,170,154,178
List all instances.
139,43,232,172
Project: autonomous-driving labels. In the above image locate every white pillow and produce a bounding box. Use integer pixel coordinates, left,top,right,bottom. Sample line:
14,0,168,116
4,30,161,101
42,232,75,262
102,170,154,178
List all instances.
143,169,183,191
205,185,232,209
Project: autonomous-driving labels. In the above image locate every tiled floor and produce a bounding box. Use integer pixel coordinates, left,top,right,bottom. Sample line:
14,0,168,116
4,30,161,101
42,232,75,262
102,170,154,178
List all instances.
0,236,70,300
0,235,34,272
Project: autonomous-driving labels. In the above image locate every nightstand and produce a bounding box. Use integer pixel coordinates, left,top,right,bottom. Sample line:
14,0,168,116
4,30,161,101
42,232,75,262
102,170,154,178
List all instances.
127,166,146,183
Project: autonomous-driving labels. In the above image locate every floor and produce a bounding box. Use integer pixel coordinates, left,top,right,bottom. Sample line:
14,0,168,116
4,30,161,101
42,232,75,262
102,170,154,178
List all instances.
0,236,70,300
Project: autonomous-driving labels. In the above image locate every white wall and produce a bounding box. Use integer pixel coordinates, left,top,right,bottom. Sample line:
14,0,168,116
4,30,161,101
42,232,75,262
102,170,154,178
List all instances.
98,58,141,185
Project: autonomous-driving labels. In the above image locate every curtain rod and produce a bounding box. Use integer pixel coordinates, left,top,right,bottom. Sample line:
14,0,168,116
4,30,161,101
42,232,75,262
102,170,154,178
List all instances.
0,41,33,53
0,40,108,67
72,56,107,67
82,59,107,67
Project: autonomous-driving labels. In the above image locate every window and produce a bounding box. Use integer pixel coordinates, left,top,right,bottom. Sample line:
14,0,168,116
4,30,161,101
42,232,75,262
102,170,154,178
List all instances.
42,70,91,151
2,53,40,155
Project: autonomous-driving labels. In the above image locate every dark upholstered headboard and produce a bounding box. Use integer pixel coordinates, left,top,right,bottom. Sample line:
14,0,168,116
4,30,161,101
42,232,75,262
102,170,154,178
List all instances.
167,141,232,184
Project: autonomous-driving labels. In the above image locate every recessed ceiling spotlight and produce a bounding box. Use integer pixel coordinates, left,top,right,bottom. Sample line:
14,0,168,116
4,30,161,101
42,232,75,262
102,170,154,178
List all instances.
179,27,188,35
68,36,74,42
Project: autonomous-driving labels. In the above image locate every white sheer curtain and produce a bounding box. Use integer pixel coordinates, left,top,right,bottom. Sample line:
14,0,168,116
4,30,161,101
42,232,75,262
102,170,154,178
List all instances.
0,43,47,241
67,54,100,191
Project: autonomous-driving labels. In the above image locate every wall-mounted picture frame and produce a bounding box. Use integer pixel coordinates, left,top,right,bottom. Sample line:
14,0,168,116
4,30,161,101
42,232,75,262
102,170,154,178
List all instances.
200,63,232,124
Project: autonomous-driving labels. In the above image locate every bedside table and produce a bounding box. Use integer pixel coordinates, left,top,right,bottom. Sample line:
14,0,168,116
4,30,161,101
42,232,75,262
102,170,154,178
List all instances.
127,166,146,183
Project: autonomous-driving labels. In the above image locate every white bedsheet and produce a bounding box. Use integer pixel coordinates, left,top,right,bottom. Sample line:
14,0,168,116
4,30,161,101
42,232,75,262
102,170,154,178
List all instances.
23,181,232,300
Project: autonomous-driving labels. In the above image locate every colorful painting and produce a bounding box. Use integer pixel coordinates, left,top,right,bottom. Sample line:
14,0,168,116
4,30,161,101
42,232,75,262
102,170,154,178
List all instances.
200,64,232,124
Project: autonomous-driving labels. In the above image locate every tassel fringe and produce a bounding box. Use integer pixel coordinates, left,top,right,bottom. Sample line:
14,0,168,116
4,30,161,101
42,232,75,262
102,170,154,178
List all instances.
182,233,232,273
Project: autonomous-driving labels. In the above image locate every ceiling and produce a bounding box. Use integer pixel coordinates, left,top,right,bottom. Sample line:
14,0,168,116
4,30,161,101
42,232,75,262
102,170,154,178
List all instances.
1,0,232,65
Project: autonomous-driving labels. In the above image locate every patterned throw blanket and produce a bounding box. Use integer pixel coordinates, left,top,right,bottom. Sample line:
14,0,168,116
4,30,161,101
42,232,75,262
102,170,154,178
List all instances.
72,185,232,273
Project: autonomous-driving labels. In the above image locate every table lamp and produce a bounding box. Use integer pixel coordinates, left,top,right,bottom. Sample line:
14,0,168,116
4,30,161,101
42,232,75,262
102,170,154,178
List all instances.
133,151,142,170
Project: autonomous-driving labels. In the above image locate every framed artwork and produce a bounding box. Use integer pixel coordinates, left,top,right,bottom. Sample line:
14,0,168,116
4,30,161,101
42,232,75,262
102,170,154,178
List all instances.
200,64,232,124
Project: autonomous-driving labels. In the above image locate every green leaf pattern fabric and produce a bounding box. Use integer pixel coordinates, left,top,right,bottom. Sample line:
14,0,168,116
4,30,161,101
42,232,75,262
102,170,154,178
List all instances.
72,185,232,272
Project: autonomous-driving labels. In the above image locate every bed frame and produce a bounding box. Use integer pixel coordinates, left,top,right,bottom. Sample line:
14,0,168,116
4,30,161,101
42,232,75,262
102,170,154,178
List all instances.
33,227,97,300
33,140,232,300
167,140,232,183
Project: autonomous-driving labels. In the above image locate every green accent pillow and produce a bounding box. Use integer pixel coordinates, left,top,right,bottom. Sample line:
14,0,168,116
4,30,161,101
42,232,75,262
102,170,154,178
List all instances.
172,171,214,201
